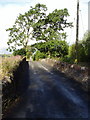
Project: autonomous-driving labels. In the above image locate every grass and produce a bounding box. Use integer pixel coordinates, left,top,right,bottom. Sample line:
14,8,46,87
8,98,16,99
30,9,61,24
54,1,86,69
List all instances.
0,56,22,82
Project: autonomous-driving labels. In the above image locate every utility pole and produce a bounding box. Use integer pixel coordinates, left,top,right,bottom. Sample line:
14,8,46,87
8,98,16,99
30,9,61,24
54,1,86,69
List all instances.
75,0,79,62
88,1,90,32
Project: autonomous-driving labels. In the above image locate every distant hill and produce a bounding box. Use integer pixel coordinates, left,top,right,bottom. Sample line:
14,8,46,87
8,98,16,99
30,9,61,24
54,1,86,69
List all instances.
0,48,12,54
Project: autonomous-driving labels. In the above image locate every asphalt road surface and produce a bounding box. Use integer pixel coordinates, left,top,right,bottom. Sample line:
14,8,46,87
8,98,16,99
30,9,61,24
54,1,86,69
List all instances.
7,61,89,119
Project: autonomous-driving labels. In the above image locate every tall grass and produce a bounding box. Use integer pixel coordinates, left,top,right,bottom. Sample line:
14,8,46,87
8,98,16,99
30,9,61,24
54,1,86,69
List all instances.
0,57,2,81
0,56,22,82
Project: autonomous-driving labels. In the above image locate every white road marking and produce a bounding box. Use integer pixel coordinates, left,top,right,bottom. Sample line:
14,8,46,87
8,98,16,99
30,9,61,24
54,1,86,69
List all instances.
29,62,34,69
39,63,53,75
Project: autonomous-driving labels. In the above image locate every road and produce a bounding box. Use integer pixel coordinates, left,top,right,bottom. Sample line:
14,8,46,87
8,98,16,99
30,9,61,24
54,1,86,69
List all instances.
7,61,89,118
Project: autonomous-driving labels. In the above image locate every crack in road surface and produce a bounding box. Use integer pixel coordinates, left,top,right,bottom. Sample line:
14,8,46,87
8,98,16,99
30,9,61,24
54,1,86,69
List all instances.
7,61,89,118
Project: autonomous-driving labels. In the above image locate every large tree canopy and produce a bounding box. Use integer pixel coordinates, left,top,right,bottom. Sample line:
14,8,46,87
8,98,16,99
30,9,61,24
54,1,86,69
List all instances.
6,3,72,52
32,40,68,58
32,8,72,41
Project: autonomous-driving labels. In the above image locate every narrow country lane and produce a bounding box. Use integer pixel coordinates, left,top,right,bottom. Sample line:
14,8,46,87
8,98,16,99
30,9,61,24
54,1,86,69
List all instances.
7,61,89,118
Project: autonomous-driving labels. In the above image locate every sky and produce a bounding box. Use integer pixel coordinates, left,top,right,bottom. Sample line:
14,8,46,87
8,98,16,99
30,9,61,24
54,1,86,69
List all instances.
0,0,89,54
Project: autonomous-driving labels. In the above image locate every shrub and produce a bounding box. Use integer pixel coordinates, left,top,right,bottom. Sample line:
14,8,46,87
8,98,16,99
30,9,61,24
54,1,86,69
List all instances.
60,55,73,63
26,51,31,59
80,31,90,62
68,44,76,62
69,31,90,63
13,48,26,56
32,40,69,58
32,51,47,61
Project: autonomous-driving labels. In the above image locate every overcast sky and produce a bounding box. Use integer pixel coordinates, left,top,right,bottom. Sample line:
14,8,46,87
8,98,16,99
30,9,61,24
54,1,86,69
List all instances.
0,0,89,54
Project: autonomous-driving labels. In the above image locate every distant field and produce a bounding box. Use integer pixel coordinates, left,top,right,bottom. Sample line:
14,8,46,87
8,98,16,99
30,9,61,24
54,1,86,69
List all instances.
0,57,2,64
0,57,2,80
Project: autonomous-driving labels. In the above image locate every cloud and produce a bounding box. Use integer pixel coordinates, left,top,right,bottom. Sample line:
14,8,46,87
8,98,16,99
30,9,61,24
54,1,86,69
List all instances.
0,4,30,49
0,0,34,5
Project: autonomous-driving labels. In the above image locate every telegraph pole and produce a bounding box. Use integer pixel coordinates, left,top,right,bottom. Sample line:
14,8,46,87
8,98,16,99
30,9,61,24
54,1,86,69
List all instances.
75,0,79,62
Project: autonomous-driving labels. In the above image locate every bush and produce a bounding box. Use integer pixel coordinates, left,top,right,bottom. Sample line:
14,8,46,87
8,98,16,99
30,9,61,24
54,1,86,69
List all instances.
32,40,69,58
32,51,47,61
13,48,26,56
80,31,90,62
60,55,73,63
69,31,90,63
68,44,76,62
26,51,31,59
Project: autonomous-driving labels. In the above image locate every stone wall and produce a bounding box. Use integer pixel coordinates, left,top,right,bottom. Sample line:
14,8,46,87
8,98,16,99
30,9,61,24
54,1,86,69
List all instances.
41,58,89,92
2,58,29,118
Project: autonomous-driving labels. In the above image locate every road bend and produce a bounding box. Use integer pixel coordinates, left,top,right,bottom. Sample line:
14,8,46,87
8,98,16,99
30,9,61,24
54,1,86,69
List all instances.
7,61,89,118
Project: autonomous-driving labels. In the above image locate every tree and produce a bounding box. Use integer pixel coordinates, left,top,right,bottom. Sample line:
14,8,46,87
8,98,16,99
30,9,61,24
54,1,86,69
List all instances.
6,14,32,52
13,48,26,56
33,8,72,41
6,3,72,52
6,3,47,52
32,40,68,58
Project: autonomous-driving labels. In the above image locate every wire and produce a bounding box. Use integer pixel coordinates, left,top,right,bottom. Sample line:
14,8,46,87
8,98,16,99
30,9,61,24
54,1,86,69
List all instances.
79,10,85,35
69,17,76,44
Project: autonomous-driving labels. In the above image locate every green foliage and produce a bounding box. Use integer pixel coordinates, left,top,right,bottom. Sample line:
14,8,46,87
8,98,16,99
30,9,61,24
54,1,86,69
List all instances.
33,8,72,41
26,52,31,59
13,48,26,56
32,51,47,61
69,31,90,63
26,46,37,59
6,3,47,52
6,3,72,52
32,40,68,59
69,44,76,61
60,55,73,63
81,31,90,62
